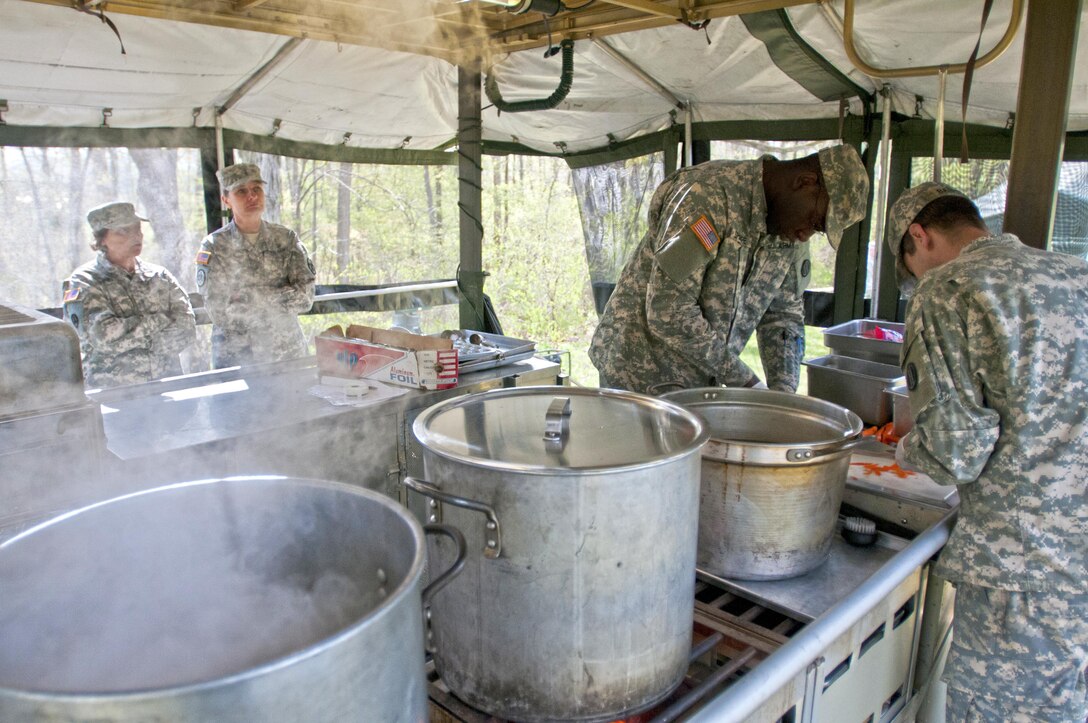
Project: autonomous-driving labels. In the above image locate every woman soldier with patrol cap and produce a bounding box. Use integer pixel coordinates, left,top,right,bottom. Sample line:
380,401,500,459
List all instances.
62,201,196,388
195,163,316,369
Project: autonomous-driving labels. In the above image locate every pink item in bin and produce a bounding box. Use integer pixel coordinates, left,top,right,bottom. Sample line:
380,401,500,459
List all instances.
860,326,904,343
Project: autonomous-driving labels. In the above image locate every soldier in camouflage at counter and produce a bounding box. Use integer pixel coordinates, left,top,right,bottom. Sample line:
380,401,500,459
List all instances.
589,144,869,394
63,202,196,388
888,183,1088,722
196,163,316,368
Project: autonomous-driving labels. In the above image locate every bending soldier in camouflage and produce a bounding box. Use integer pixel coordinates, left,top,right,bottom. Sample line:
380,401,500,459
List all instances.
63,202,196,388
888,183,1088,722
196,163,316,368
589,145,869,394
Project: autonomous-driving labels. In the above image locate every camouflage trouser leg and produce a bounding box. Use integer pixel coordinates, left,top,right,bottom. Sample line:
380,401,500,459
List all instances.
943,584,1088,722
595,370,617,390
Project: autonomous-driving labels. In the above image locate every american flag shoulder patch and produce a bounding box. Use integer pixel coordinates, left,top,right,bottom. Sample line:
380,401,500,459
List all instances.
63,286,81,303
195,249,212,265
690,215,719,252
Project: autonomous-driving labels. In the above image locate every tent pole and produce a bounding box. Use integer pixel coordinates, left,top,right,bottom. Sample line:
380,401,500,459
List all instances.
868,84,893,318
684,103,693,168
457,60,487,330
1004,0,1082,249
933,69,946,184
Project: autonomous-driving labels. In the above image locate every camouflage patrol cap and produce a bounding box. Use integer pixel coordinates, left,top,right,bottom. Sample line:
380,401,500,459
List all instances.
817,144,870,249
217,163,265,192
886,182,968,291
86,202,148,233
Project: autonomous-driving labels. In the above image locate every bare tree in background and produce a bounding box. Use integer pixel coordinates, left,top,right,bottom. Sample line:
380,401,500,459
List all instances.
424,165,442,246
336,161,352,276
65,148,90,273
130,149,190,280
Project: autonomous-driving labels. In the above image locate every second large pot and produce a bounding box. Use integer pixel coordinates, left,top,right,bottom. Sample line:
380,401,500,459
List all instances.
408,386,708,722
662,388,863,581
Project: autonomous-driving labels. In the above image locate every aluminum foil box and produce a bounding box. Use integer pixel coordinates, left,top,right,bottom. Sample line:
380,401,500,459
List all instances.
315,324,458,390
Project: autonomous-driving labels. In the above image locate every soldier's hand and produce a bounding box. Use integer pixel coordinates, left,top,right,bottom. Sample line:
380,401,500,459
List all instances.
894,438,917,471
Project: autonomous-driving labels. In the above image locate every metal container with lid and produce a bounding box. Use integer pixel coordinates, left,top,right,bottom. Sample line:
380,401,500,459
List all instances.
407,386,707,722
663,388,863,581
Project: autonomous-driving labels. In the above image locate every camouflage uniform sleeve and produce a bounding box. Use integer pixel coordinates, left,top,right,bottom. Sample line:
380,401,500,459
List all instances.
274,230,316,314
643,186,757,385
79,281,169,351
155,269,197,355
195,235,232,326
645,244,758,384
756,245,807,391
899,295,1000,485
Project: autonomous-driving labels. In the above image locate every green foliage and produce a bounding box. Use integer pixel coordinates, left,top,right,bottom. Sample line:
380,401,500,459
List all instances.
6,143,840,390
740,324,830,394
480,155,599,385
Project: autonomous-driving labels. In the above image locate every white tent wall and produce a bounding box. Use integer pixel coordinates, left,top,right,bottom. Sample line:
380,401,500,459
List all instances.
2,0,1087,336
785,0,1071,129
4,1,1086,151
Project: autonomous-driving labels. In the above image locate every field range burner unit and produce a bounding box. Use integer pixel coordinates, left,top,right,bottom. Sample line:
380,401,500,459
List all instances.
426,507,954,723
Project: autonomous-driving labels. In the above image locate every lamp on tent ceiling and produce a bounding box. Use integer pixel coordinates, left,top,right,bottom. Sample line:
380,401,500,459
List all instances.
472,0,567,14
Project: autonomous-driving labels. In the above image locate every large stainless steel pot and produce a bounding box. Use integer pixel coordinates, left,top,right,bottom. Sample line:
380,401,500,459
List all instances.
407,386,708,722
662,388,863,581
0,475,464,722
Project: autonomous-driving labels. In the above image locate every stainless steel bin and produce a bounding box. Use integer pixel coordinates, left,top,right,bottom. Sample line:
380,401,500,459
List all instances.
803,355,905,426
887,383,913,437
822,319,904,366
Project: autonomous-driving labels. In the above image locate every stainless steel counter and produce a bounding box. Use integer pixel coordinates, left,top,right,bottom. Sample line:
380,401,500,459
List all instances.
89,355,562,504
94,356,560,461
698,533,903,624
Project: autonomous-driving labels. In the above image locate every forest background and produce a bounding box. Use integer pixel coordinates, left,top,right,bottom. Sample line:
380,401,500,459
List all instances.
1,139,1046,390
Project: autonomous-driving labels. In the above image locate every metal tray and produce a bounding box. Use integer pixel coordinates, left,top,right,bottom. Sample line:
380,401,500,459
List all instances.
823,319,904,366
803,355,904,426
439,329,537,373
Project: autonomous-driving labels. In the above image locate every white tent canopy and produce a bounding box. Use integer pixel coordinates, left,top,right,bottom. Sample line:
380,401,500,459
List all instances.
2,0,1085,155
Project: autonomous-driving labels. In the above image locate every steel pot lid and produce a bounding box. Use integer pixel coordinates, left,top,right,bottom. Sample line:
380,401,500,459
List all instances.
661,387,863,466
413,386,708,474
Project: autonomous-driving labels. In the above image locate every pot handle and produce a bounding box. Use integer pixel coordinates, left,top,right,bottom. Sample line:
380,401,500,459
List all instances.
785,436,867,462
543,396,571,449
404,476,502,559
646,381,687,396
421,523,467,605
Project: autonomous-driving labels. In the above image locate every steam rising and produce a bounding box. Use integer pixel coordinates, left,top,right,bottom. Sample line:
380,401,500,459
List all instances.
0,478,411,694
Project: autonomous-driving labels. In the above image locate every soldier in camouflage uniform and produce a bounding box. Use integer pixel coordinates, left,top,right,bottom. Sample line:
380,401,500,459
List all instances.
888,183,1088,722
588,145,869,394
196,163,316,368
62,202,196,388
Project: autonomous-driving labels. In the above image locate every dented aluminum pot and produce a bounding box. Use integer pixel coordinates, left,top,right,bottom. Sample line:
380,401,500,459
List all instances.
662,388,863,581
408,386,708,722
0,476,465,723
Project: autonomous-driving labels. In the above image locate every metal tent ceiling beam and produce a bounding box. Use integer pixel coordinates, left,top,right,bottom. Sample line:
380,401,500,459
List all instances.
217,36,304,112
15,0,820,60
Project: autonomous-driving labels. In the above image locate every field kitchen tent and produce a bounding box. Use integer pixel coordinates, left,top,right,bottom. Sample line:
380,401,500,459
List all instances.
1,0,1086,324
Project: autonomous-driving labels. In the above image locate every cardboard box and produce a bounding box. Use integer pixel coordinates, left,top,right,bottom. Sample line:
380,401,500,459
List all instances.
315,324,458,390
